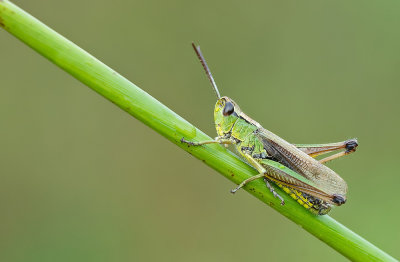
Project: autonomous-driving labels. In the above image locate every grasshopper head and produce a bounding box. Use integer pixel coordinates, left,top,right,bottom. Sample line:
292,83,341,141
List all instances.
214,96,241,137
190,43,242,136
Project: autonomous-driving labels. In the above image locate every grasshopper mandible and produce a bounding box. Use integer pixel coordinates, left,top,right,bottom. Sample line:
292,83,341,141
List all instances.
182,43,358,215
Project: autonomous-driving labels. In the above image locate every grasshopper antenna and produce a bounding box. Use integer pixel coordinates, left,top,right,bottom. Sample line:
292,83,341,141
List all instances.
192,42,221,99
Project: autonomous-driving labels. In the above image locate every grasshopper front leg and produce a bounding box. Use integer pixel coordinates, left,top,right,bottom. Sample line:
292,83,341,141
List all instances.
182,137,285,205
181,137,233,146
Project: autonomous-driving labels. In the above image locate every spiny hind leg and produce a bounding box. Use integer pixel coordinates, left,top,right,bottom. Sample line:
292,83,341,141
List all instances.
264,178,285,205
318,149,356,164
294,138,358,157
294,138,358,164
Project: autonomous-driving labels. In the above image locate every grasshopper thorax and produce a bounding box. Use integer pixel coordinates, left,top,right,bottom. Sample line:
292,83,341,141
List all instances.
214,96,242,137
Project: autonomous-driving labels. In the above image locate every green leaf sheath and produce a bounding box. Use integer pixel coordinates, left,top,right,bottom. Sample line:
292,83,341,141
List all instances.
0,1,396,261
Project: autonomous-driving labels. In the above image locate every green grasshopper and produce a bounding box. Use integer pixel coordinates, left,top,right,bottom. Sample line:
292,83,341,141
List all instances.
182,43,358,215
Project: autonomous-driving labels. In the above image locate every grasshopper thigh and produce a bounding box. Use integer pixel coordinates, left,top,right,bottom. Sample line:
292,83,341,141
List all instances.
294,138,358,158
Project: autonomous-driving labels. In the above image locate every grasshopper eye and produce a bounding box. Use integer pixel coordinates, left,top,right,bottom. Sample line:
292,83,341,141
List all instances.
223,102,234,116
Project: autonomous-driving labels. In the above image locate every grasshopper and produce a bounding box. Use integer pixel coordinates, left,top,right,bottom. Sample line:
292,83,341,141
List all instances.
182,43,358,215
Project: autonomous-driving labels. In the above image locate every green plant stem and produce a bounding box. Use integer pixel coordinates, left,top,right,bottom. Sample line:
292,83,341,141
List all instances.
0,1,396,261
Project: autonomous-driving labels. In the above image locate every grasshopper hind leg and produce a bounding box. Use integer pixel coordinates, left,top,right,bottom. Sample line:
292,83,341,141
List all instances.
295,138,358,164
263,178,285,205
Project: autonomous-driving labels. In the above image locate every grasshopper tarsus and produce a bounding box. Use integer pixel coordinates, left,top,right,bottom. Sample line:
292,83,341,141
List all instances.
264,178,285,205
230,188,239,194
181,137,195,146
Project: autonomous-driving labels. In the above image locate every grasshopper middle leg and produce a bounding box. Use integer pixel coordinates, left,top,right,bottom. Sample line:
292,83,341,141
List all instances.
230,173,265,193
264,178,285,205
231,153,285,205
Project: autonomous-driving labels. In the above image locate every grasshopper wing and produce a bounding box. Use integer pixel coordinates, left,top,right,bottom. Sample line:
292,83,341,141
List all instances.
260,159,335,204
255,128,348,205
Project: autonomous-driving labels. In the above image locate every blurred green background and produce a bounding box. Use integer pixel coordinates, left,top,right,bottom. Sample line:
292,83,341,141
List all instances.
1,0,400,261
